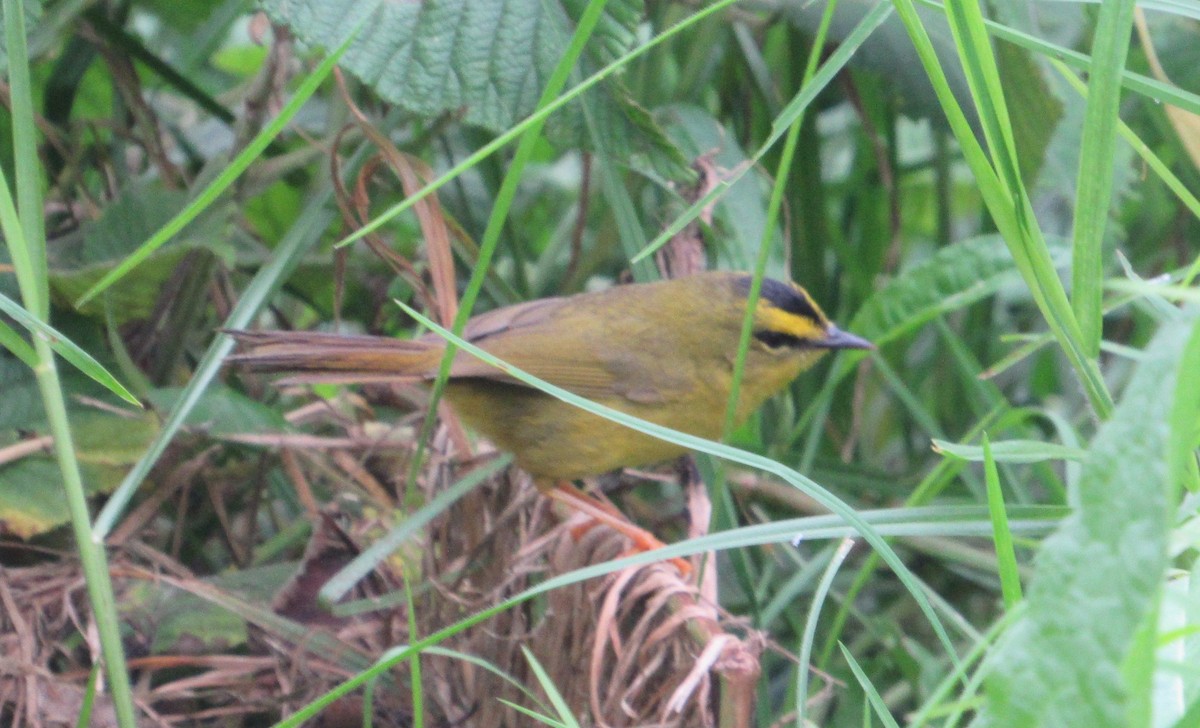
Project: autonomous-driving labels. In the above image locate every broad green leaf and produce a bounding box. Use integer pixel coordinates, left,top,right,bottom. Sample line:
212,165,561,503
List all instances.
146,386,290,436
849,234,1042,345
72,409,160,468
121,564,294,654
982,310,1200,727
49,181,230,324
134,0,231,33
261,0,683,175
0,409,158,537
0,460,76,539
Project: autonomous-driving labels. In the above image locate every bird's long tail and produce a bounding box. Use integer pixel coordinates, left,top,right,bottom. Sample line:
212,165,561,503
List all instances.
225,330,442,384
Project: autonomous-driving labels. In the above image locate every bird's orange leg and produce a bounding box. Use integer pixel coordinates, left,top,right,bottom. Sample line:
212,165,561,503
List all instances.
545,481,691,575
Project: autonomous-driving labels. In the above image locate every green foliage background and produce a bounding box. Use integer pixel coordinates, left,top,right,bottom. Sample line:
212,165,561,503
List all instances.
1,0,1199,725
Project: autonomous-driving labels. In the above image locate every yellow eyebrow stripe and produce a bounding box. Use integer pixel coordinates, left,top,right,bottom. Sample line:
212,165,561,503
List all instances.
756,302,827,340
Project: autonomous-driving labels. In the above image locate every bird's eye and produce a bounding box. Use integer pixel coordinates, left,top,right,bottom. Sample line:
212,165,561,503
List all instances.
754,329,805,350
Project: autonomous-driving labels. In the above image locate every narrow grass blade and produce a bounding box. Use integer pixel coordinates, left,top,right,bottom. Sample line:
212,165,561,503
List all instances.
4,5,138,723
520,647,582,728
892,0,1113,417
911,0,1200,117
74,664,100,728
932,438,1086,464
4,0,47,318
796,538,855,726
982,435,1023,609
0,292,139,405
496,702,568,728
840,643,902,728
0,318,37,367
319,455,510,614
402,573,423,728
1070,0,1136,358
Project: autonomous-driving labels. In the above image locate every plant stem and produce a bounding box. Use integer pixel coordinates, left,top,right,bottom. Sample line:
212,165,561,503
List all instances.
32,340,138,727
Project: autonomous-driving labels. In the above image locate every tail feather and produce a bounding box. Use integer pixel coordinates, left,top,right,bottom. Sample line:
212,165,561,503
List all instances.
226,330,440,383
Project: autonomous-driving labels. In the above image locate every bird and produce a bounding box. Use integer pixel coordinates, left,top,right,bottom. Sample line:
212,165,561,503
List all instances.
229,271,872,571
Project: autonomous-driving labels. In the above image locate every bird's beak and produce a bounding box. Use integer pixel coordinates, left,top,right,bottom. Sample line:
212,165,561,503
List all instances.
817,326,875,351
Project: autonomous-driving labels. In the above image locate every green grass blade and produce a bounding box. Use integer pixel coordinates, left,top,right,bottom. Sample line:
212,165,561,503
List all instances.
74,665,100,728
402,573,423,728
3,4,138,723
982,435,1023,609
891,0,1114,417
520,647,582,728
796,538,854,726
1070,0,1136,358
0,318,37,367
840,643,902,728
4,0,47,318
912,0,1200,117
496,702,568,728
318,455,511,614
0,292,139,405
932,438,1086,463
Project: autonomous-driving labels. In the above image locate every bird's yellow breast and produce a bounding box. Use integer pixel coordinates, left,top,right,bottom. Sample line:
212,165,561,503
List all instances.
444,348,816,481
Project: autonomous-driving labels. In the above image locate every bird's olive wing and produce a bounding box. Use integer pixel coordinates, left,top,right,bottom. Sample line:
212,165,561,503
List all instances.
427,294,683,401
